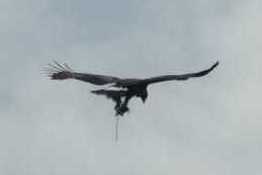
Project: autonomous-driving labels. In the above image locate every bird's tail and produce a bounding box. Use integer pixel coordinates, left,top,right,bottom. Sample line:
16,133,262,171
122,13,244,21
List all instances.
43,61,74,80
91,89,126,100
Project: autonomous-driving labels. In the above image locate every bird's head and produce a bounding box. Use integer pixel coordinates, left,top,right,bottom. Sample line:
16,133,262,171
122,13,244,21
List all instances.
139,89,148,103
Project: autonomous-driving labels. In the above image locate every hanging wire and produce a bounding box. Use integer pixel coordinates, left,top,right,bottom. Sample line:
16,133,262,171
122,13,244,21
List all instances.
115,116,120,142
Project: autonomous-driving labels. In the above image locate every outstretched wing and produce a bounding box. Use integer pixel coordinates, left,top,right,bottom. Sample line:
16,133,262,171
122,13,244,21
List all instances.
44,61,121,86
142,61,219,85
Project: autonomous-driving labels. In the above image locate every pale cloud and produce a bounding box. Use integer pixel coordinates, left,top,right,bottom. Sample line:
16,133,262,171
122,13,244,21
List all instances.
0,0,261,175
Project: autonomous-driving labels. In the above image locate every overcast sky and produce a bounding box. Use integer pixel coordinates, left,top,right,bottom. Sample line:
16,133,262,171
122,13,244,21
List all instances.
0,0,262,174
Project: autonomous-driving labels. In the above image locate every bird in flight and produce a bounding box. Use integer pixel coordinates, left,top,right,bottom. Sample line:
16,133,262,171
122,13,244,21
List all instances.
45,61,219,116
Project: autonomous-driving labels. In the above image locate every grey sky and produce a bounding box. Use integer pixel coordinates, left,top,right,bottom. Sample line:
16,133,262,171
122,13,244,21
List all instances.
0,0,262,174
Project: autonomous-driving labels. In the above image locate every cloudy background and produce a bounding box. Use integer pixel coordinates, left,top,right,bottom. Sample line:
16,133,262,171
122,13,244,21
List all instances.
0,0,262,174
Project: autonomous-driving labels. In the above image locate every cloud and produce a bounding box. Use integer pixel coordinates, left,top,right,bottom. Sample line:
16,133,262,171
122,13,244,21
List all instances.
0,0,261,174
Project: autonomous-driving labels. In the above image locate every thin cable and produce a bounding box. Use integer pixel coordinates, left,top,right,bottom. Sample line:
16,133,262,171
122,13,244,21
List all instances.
115,116,120,142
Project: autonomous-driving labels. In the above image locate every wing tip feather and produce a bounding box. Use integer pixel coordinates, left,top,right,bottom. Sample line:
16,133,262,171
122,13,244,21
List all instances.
44,61,73,80
213,61,219,69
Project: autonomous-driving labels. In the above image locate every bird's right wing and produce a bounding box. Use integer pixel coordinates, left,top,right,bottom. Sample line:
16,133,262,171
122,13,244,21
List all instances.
142,61,219,85
44,61,121,86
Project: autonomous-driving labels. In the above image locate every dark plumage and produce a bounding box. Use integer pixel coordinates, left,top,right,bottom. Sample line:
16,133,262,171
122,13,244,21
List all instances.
44,61,219,116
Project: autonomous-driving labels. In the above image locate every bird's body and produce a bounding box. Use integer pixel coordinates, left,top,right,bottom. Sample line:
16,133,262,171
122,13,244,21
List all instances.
45,61,219,116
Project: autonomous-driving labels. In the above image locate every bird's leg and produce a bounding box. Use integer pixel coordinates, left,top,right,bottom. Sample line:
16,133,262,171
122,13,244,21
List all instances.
116,95,131,116
114,96,121,109
114,96,122,114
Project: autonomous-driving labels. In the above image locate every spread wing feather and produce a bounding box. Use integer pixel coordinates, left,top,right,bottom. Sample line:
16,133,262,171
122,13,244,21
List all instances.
44,61,121,86
44,61,219,87
142,61,219,85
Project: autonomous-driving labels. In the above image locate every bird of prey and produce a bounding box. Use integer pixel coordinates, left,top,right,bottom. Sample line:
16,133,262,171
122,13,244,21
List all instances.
45,61,219,116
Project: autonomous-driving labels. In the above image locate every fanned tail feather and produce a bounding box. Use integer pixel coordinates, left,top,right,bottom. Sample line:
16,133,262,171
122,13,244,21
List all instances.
91,89,125,104
91,89,129,116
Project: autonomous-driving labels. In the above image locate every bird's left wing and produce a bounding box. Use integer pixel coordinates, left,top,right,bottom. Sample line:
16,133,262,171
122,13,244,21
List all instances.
44,61,121,86
142,61,219,85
